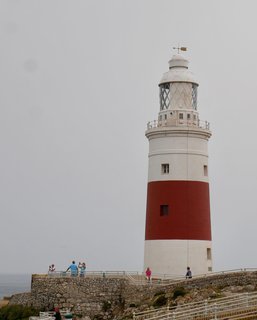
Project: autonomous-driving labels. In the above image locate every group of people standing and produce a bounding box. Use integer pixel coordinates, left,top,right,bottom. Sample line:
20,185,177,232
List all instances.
66,260,86,277
48,260,87,277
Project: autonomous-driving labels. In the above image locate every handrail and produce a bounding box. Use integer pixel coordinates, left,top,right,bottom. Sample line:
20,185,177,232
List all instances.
134,292,255,317
42,268,257,284
134,292,257,320
147,118,210,130
29,309,71,320
45,270,140,278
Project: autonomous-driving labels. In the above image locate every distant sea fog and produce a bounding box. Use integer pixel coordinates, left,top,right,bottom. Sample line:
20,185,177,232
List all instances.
0,274,31,299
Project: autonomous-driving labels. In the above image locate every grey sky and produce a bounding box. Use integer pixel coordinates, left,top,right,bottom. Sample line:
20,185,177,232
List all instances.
0,0,257,274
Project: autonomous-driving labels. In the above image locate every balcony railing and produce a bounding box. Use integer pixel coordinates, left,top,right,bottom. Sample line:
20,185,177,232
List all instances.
147,119,210,130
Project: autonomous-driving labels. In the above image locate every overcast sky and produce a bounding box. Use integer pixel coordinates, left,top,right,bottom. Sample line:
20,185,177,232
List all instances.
1,0,257,274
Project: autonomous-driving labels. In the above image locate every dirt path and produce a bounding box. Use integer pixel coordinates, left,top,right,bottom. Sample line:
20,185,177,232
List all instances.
0,299,9,308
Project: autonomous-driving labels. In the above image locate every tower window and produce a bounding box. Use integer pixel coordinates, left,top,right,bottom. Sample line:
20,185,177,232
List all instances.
208,267,212,272
179,113,183,119
207,248,212,260
159,83,170,110
160,205,169,216
187,114,191,120
204,165,208,176
192,84,198,110
161,164,169,174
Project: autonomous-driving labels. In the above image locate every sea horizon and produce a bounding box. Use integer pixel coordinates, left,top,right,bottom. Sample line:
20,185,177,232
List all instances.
0,273,31,299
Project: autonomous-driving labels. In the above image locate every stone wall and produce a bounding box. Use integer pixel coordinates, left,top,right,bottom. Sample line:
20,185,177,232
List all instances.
122,271,257,307
10,275,128,319
8,292,32,306
9,271,257,319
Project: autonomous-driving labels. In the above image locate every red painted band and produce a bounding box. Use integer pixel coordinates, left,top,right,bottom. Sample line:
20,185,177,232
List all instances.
145,180,211,240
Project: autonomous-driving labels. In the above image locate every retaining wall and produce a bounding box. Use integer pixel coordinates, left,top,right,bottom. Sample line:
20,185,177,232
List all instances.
9,271,257,319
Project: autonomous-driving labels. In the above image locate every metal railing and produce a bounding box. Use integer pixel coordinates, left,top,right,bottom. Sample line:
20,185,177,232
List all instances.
45,270,140,278
133,292,257,320
29,309,71,320
41,268,257,286
125,268,257,286
147,119,210,130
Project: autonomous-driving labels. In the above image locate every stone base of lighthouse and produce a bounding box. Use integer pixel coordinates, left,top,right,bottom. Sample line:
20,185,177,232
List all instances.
144,239,212,276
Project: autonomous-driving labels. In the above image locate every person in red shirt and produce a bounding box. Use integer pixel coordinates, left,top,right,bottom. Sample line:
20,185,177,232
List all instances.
145,267,152,283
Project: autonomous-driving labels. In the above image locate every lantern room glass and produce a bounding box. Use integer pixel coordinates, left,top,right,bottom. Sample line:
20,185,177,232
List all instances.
160,82,198,110
192,84,198,110
159,83,170,110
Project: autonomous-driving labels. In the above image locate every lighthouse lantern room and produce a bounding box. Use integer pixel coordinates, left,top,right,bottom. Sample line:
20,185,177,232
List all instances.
144,52,212,276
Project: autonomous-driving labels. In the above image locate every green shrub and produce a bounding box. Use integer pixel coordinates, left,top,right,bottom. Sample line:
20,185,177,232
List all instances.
173,287,187,300
102,300,112,312
129,303,136,307
154,291,165,297
152,294,167,308
0,304,38,320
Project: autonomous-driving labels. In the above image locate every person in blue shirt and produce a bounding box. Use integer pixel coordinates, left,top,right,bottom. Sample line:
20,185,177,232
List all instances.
66,261,78,276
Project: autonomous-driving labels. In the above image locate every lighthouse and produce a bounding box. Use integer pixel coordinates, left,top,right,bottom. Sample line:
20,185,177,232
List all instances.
144,52,212,276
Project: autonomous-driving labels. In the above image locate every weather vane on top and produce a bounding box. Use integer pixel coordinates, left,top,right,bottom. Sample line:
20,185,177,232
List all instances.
173,45,187,54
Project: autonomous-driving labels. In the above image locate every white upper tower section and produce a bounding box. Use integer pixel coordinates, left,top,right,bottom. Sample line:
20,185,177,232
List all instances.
147,54,210,132
160,54,197,84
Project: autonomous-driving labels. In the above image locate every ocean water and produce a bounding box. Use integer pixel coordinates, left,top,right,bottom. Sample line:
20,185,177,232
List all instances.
0,274,31,299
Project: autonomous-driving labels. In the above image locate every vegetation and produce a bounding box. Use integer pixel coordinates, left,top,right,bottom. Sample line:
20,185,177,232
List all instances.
152,294,167,308
172,287,187,300
154,290,165,297
102,300,112,312
128,303,137,307
0,304,38,320
93,315,104,320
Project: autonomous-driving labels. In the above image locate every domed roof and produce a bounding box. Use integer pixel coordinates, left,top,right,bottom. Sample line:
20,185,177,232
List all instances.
159,54,198,85
169,54,189,68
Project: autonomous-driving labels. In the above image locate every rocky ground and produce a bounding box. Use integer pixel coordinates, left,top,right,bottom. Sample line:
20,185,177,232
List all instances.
5,282,257,319
116,283,257,320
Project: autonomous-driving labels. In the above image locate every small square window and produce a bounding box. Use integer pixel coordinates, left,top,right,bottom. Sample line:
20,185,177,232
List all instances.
187,113,191,120
179,113,183,119
207,248,212,260
208,267,212,272
204,165,208,176
160,205,169,216
161,164,169,174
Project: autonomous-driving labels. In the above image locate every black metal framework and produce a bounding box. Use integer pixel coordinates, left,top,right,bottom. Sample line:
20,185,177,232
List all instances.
159,83,170,110
192,84,198,110
160,82,198,110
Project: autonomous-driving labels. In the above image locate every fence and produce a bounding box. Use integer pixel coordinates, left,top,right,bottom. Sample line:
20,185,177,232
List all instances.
42,268,257,287
29,309,71,320
147,119,210,130
134,292,257,320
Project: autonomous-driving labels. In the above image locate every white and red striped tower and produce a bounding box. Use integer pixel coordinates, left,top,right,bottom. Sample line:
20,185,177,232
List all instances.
144,53,212,276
